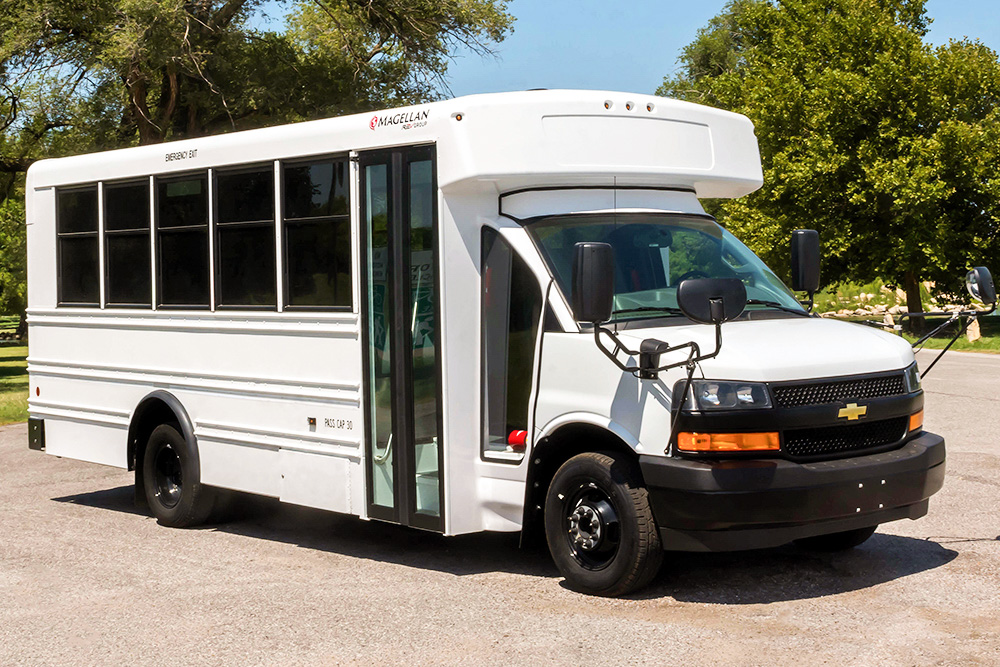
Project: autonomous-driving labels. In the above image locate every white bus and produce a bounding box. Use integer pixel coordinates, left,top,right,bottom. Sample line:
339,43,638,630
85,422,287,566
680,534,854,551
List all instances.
26,90,975,596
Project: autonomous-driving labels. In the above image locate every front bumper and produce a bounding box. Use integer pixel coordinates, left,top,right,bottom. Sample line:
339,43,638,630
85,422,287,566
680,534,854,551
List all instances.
638,431,945,552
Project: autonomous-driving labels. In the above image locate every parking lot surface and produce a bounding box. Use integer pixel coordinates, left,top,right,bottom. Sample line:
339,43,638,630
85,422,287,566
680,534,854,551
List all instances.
2,349,998,666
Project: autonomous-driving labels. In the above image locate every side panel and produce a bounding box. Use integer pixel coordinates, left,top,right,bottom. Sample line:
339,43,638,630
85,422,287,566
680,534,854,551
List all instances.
44,419,128,468
28,311,366,511
279,449,355,513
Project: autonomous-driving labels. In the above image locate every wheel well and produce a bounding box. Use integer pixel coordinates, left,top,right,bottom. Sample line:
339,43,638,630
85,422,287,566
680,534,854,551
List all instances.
520,423,639,547
127,399,180,472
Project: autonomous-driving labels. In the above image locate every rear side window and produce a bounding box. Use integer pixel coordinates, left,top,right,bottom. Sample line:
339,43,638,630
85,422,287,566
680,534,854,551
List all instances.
215,167,276,308
156,174,209,308
104,181,151,306
57,186,100,306
481,228,542,461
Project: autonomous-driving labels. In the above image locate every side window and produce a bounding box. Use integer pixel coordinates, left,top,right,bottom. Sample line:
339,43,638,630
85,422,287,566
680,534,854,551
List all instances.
104,181,151,306
282,158,351,308
482,228,542,460
156,173,209,308
56,186,99,306
215,167,276,308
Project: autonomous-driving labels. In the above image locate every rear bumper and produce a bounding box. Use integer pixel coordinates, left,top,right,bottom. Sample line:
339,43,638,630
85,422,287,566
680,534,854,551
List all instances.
638,431,945,552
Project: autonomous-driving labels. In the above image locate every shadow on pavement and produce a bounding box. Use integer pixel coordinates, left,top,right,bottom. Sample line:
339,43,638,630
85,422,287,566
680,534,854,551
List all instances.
52,485,147,516
53,485,558,579
637,533,960,603
55,485,961,602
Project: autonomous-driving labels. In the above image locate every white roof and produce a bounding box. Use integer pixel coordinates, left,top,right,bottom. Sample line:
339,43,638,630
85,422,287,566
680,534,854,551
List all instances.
27,90,763,199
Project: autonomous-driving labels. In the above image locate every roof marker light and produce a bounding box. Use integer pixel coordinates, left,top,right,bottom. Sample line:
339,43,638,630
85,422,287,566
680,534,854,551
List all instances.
647,103,655,112
604,100,612,110
626,101,634,111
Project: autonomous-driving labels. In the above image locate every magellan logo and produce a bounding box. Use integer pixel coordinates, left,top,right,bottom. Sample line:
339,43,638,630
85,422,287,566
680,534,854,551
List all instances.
369,109,430,131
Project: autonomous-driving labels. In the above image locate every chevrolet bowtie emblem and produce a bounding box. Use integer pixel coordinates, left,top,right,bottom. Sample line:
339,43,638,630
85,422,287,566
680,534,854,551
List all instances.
838,403,868,420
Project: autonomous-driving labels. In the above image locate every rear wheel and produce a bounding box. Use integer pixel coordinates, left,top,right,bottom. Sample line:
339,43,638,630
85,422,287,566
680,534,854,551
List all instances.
142,423,217,527
544,452,663,596
794,525,878,552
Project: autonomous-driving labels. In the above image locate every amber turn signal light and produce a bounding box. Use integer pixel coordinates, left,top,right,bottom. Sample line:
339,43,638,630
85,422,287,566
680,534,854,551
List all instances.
909,410,924,432
677,431,780,452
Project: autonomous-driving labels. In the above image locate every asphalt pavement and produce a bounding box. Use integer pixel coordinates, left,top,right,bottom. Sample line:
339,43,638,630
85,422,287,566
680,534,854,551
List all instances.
1,349,998,666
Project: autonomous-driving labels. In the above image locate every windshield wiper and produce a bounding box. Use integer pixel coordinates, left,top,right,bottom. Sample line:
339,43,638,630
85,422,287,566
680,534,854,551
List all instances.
745,299,809,316
611,306,684,317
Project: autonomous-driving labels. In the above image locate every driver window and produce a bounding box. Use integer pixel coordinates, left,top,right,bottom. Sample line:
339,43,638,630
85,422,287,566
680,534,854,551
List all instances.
481,228,541,461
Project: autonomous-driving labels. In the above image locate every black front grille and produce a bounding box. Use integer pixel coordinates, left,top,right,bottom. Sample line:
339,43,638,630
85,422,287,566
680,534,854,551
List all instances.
772,374,906,408
784,416,909,460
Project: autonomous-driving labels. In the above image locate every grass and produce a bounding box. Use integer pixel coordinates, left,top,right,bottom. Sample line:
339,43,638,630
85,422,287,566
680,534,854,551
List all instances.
813,278,932,314
902,315,1000,354
816,279,999,352
0,344,28,425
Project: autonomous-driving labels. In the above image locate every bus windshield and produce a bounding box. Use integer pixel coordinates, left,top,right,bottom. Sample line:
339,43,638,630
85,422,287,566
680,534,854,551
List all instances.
525,213,805,322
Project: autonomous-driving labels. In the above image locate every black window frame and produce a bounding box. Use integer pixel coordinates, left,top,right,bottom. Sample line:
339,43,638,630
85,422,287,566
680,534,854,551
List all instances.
213,163,277,311
155,171,211,310
56,184,101,307
281,154,353,312
103,178,152,308
479,226,543,464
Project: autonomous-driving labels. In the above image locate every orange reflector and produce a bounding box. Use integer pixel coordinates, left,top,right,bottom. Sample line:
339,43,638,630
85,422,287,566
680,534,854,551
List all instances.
677,432,780,452
909,410,924,432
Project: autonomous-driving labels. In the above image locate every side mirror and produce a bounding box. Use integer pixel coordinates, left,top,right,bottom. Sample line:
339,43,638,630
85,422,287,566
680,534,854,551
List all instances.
572,242,615,323
790,229,820,293
677,278,747,325
966,266,996,305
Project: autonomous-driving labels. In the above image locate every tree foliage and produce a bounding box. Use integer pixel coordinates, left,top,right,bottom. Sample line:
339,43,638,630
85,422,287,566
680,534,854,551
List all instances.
659,0,1000,313
2,0,512,146
0,0,512,324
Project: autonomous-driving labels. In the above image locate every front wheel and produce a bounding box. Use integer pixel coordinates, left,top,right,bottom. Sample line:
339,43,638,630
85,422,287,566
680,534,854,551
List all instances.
544,452,663,596
142,423,217,527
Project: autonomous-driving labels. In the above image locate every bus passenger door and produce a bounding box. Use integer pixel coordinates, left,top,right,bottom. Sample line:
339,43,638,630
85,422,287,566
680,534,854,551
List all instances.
359,146,443,532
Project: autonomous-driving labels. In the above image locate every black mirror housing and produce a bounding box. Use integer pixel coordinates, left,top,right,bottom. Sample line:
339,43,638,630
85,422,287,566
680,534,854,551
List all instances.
677,278,747,324
966,266,996,305
572,242,615,323
790,229,820,294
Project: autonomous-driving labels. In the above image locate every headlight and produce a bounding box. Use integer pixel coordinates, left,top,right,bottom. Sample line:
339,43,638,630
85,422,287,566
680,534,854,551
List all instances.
903,362,921,393
682,380,772,411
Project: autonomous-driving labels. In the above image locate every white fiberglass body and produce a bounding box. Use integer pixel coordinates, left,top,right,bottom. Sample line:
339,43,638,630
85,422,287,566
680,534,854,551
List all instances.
25,89,918,541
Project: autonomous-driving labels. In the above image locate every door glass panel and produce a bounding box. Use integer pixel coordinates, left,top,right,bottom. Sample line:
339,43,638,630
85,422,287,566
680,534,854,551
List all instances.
365,163,394,509
482,228,542,460
407,159,440,517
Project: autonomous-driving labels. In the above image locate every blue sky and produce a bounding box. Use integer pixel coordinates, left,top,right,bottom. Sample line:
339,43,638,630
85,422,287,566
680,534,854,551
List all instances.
442,0,1000,97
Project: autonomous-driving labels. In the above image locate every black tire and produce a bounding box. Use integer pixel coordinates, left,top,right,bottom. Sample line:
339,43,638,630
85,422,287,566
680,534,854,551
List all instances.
544,452,663,596
142,423,217,527
794,526,878,552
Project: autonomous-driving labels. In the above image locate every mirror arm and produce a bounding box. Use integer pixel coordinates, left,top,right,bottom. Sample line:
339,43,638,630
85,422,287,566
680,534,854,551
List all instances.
645,321,723,375
593,325,641,373
798,291,815,313
898,303,995,347
592,322,722,378
919,315,975,379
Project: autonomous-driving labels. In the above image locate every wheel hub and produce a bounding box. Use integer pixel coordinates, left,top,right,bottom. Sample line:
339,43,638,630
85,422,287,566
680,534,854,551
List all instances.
564,482,621,569
568,504,604,551
153,444,183,509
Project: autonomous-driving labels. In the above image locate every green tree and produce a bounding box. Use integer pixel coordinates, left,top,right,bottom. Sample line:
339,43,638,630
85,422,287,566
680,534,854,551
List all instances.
659,0,1000,318
0,198,26,335
0,0,512,331
2,0,512,146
